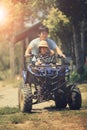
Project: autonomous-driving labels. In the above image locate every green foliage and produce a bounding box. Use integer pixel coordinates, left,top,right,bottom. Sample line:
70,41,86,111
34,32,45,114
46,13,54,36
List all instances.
0,0,34,37
43,7,70,43
0,40,22,79
80,64,87,81
0,70,10,80
0,107,19,115
14,42,22,74
69,64,87,83
69,69,80,83
11,115,24,124
55,0,87,23
43,8,69,31
0,75,22,89
43,7,72,56
31,0,55,12
0,41,10,71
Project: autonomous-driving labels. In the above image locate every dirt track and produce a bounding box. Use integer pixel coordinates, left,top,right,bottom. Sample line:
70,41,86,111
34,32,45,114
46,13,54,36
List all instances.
0,86,18,108
0,83,87,130
0,82,86,109
0,85,55,109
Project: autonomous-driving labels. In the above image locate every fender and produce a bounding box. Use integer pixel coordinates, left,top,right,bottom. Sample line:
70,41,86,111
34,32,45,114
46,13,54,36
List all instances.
22,70,27,82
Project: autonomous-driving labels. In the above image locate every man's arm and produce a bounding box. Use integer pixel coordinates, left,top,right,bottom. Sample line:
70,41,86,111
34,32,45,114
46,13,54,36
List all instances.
54,47,66,58
47,38,65,58
25,45,32,57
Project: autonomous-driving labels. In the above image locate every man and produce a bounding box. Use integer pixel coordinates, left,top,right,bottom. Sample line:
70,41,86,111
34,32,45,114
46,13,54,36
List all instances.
25,25,65,58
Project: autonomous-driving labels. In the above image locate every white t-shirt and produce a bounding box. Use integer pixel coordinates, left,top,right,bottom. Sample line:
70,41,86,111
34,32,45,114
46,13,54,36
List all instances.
29,38,57,55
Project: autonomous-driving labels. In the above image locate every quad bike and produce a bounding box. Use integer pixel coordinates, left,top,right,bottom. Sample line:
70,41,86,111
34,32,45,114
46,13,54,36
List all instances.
18,55,82,113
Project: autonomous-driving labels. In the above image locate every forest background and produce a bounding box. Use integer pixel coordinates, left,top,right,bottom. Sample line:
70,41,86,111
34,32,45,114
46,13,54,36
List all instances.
0,0,87,82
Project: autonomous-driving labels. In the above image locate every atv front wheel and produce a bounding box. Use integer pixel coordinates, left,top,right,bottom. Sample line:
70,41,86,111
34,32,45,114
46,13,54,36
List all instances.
67,84,82,110
54,90,67,109
18,83,32,113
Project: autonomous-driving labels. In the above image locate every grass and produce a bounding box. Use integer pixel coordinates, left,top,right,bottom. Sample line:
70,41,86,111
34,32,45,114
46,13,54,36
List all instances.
0,105,87,125
0,107,41,125
0,107,19,115
0,76,22,88
0,108,87,130
0,82,87,130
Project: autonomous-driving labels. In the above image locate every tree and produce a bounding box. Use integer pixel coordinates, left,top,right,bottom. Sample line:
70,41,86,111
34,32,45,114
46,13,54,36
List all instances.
55,0,87,74
43,7,72,56
0,0,33,78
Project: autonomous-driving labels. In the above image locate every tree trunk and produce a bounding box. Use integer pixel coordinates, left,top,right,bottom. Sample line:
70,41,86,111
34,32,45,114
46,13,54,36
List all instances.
81,20,85,62
72,23,84,74
21,40,26,70
19,14,25,74
9,42,15,78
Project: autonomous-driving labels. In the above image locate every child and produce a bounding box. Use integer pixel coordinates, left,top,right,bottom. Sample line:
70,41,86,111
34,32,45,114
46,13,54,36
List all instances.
35,40,55,65
39,40,54,55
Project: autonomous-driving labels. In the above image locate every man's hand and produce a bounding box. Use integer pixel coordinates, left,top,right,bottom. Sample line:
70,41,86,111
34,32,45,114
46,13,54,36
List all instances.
62,54,66,58
24,53,31,57
55,47,66,58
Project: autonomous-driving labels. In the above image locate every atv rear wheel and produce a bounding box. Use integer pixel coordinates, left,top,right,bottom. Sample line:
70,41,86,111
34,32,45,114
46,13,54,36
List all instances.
54,90,67,109
67,84,82,110
18,83,32,113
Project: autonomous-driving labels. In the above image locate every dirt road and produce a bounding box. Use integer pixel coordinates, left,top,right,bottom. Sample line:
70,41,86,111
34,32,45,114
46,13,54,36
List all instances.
0,83,86,109
0,85,55,109
0,83,87,130
0,86,18,108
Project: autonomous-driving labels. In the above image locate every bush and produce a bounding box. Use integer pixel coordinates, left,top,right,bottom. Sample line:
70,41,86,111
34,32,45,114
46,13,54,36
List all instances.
69,70,80,83
69,64,87,83
80,64,87,81
0,69,11,81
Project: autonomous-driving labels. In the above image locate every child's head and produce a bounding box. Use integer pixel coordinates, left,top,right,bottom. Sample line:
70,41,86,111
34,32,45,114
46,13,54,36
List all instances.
38,40,49,55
